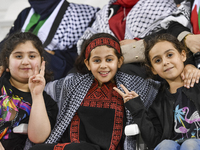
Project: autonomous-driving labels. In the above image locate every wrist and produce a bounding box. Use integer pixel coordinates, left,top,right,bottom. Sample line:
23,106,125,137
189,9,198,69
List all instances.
183,33,193,47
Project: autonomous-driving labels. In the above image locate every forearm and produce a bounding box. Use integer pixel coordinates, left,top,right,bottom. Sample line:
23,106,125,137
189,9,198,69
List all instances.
28,94,51,143
125,97,163,148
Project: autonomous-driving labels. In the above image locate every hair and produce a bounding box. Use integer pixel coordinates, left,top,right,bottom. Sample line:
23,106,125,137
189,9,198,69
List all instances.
75,33,123,74
0,32,53,82
144,33,188,78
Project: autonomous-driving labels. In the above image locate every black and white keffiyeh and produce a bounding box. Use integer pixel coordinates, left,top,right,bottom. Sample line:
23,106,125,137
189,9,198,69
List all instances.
77,0,190,54
22,0,99,51
44,71,160,150
50,2,99,50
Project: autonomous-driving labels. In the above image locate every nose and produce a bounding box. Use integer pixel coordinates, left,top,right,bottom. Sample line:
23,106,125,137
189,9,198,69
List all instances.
21,57,29,65
100,61,107,68
163,57,169,66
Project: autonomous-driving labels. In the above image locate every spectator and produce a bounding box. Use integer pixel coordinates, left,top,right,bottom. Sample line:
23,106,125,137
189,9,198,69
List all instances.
0,0,100,80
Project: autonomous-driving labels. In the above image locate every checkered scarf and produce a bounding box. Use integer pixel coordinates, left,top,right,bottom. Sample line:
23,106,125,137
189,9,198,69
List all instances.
22,0,99,51
44,71,160,149
77,0,189,54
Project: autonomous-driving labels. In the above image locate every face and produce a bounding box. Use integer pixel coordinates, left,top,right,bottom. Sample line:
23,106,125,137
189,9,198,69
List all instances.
84,46,123,86
8,41,42,83
149,41,186,82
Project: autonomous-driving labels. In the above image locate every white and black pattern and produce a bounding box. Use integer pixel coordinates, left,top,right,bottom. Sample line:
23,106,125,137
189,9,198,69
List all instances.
44,71,160,149
77,0,184,54
48,3,99,51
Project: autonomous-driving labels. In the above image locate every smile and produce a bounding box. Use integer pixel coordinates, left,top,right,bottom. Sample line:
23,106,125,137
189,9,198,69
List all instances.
164,67,173,72
99,71,109,76
21,68,31,70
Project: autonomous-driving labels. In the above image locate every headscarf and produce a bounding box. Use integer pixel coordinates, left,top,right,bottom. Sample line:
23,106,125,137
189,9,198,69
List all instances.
28,0,61,20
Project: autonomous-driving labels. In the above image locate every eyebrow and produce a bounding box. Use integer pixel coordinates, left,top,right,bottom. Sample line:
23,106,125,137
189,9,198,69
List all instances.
12,51,39,54
151,49,174,61
91,54,114,59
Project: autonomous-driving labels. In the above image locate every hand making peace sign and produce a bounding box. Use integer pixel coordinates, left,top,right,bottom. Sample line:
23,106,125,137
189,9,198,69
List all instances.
113,84,139,103
28,61,46,97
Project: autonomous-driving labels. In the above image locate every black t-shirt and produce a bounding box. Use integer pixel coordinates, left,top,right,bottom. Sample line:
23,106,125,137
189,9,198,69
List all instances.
0,72,58,150
172,86,199,144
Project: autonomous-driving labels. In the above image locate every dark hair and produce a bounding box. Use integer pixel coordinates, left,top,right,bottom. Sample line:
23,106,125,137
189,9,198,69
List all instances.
144,33,188,78
75,33,123,74
0,32,53,82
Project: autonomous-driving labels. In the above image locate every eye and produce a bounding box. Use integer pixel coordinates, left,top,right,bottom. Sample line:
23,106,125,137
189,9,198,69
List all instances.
154,58,161,63
29,55,36,59
106,58,112,62
167,53,173,58
15,55,22,59
93,59,100,63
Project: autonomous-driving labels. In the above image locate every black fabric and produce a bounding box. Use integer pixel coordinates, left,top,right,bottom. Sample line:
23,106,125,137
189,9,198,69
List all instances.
29,141,101,150
43,0,69,47
119,63,148,79
0,72,58,150
124,81,200,149
28,0,61,20
171,87,197,144
44,45,78,80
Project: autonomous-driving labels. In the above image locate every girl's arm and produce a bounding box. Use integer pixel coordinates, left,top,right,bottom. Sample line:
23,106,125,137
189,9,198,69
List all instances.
28,61,51,143
113,85,164,148
0,142,5,150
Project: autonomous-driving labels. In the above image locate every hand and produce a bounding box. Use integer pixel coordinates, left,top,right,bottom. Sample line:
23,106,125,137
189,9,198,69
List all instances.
184,34,200,54
119,39,137,46
45,50,55,55
113,84,139,103
181,64,200,88
28,61,46,96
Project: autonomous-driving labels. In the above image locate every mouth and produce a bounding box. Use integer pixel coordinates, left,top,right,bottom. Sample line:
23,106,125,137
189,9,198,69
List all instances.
99,71,110,76
164,67,173,72
20,68,31,71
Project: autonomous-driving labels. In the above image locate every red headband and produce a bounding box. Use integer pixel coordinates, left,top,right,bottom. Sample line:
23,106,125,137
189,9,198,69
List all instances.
85,37,121,59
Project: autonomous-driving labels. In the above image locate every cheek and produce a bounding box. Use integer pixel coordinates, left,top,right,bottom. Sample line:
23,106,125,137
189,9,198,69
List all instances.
9,60,19,69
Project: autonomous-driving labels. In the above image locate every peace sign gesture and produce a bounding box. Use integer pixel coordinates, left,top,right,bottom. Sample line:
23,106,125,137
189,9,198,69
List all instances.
113,84,139,103
29,61,46,97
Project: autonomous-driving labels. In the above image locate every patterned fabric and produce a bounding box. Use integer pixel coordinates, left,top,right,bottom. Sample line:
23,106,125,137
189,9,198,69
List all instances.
22,0,100,51
77,0,190,54
44,71,161,150
69,80,124,149
85,37,121,59
0,84,31,140
50,2,99,51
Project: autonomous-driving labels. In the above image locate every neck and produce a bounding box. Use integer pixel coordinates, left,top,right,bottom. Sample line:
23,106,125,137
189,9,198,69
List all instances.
9,78,30,92
167,77,184,94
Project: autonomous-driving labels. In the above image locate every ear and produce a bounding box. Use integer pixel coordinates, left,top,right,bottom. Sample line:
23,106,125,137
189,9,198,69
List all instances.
6,68,9,72
117,56,124,68
181,50,187,62
41,57,44,62
151,67,158,75
84,59,91,71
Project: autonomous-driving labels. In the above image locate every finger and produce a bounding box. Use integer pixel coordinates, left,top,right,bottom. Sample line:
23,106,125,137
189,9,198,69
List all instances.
120,84,130,94
190,70,199,87
35,64,39,75
130,91,139,97
186,70,194,88
40,61,45,76
196,71,200,83
181,72,185,80
113,87,125,97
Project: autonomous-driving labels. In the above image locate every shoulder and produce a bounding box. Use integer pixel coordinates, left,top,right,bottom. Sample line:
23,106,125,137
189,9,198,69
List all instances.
68,2,100,12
